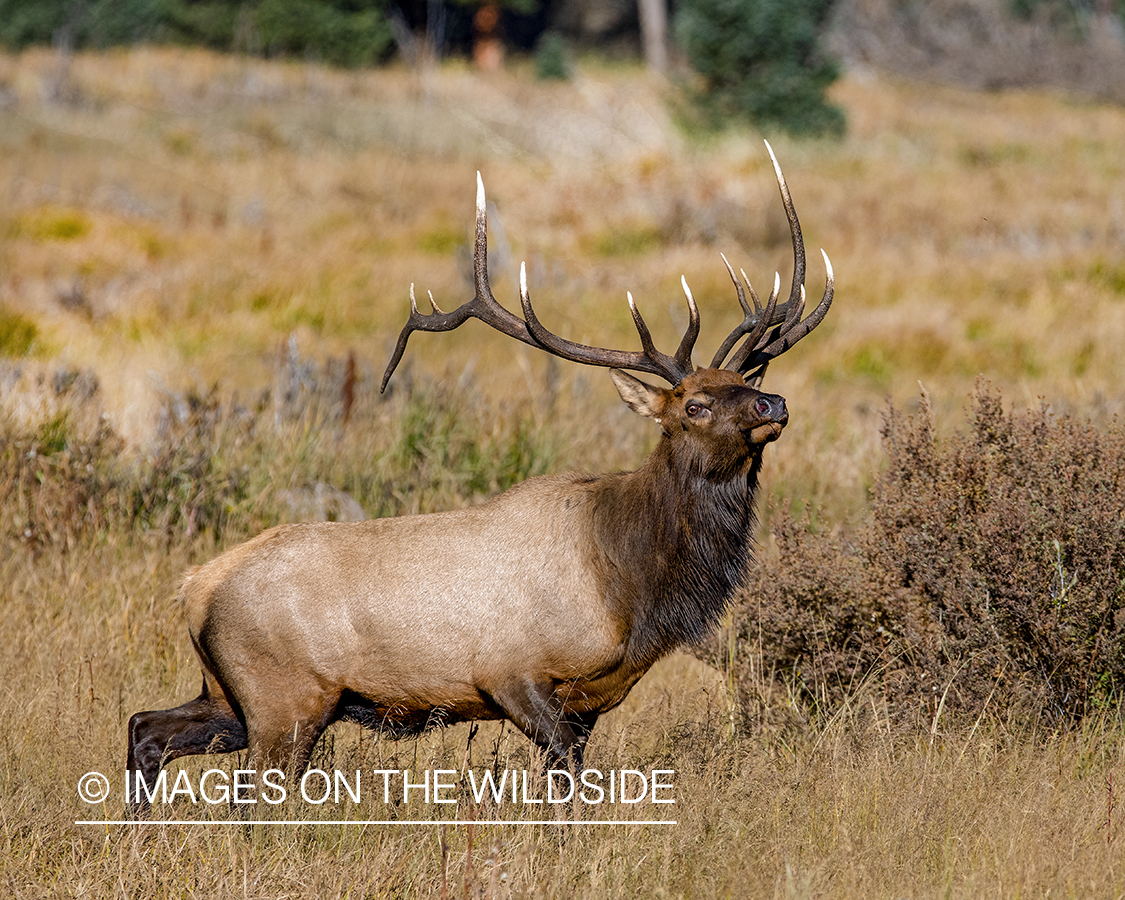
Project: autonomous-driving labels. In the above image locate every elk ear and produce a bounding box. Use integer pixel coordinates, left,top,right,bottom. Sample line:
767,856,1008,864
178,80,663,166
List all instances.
609,369,667,421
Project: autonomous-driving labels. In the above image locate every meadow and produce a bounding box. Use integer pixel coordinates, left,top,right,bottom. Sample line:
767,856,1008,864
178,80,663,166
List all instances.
1,46,1123,897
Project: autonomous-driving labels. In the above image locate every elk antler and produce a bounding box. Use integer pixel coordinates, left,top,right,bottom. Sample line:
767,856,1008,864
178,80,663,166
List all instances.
382,144,832,391
381,173,699,390
712,141,834,385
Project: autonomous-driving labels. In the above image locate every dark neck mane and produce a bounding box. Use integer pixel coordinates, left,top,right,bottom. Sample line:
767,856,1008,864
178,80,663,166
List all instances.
591,437,763,666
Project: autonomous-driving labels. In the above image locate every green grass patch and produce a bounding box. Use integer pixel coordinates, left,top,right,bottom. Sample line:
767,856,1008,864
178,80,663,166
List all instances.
584,223,663,258
1088,259,1125,296
417,222,464,256
7,206,92,242
163,126,198,157
0,307,40,356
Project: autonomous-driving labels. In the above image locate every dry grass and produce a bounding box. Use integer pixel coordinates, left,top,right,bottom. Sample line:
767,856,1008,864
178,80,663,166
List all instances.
2,533,1123,898
1,46,1125,897
2,524,1122,897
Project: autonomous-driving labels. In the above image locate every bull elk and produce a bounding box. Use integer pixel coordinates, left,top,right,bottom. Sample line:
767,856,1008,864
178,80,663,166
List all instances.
126,143,833,810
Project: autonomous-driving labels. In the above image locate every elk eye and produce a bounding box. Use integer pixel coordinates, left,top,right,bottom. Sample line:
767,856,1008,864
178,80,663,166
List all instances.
685,402,708,418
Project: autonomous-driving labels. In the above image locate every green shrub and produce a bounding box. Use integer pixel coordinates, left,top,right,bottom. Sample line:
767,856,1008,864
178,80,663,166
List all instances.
0,0,394,67
707,383,1125,730
674,0,845,138
0,355,559,555
535,31,570,81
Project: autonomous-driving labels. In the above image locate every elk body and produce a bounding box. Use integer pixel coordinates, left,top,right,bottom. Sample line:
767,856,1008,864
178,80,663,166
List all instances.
126,144,833,810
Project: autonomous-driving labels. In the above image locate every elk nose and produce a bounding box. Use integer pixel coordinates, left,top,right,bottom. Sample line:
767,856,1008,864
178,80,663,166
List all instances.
754,395,788,424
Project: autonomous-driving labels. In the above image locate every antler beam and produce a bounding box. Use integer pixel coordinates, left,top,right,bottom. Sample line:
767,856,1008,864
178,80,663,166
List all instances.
715,141,834,381
381,173,699,390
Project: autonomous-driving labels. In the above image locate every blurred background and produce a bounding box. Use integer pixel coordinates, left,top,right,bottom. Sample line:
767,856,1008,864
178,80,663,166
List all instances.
2,0,1123,452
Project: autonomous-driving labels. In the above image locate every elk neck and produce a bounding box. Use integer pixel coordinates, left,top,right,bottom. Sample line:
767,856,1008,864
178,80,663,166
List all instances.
588,431,764,667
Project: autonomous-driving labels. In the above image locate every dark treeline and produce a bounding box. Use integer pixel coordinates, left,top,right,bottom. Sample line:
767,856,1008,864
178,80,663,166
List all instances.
0,0,561,64
0,0,398,67
0,0,851,136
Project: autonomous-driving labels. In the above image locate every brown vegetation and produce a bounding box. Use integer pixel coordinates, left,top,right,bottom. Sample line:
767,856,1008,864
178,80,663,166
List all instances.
709,382,1125,736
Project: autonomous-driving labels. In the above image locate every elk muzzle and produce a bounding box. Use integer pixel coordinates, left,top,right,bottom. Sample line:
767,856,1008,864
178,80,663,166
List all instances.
745,392,788,445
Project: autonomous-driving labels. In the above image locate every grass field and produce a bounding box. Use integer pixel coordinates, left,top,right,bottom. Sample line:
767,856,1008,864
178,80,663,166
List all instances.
1,46,1124,897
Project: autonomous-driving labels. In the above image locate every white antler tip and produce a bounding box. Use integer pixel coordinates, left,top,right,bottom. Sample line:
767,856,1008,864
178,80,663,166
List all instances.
680,275,694,301
476,171,486,213
821,248,834,279
764,140,787,187
520,261,528,295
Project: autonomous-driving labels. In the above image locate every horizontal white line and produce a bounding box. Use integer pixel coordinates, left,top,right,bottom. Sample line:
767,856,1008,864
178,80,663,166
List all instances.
76,819,676,827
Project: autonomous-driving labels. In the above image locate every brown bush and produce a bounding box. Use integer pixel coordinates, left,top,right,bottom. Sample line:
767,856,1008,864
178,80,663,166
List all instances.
0,353,563,556
711,383,1125,731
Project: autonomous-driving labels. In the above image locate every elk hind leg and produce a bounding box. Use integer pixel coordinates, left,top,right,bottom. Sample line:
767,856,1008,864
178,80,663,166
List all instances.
243,695,341,782
126,674,247,814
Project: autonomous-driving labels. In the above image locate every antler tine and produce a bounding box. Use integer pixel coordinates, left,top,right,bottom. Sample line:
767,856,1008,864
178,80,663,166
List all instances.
520,264,694,384
719,144,833,378
735,251,834,375
674,276,701,373
709,140,805,374
765,139,806,314
742,267,762,316
710,251,791,369
723,271,783,371
381,173,541,392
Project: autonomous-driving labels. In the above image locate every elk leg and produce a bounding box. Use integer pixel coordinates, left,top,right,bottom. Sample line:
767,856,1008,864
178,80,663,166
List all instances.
126,675,247,815
564,709,600,771
243,695,340,780
489,677,587,769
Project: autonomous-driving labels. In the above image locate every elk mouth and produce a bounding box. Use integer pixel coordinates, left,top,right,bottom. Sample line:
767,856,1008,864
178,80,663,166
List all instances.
747,421,785,444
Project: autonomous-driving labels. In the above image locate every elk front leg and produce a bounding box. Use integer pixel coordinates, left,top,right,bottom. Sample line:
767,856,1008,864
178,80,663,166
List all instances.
490,677,595,770
563,709,600,771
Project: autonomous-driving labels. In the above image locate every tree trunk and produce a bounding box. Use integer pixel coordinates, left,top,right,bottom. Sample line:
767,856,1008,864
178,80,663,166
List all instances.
637,0,668,74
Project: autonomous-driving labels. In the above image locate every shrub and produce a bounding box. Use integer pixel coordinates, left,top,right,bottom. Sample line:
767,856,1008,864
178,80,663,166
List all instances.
674,0,845,138
534,31,569,81
706,383,1125,730
0,0,394,68
0,352,560,555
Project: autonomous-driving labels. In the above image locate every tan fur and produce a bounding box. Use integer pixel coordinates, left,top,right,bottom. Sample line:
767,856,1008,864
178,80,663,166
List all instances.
184,475,634,725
